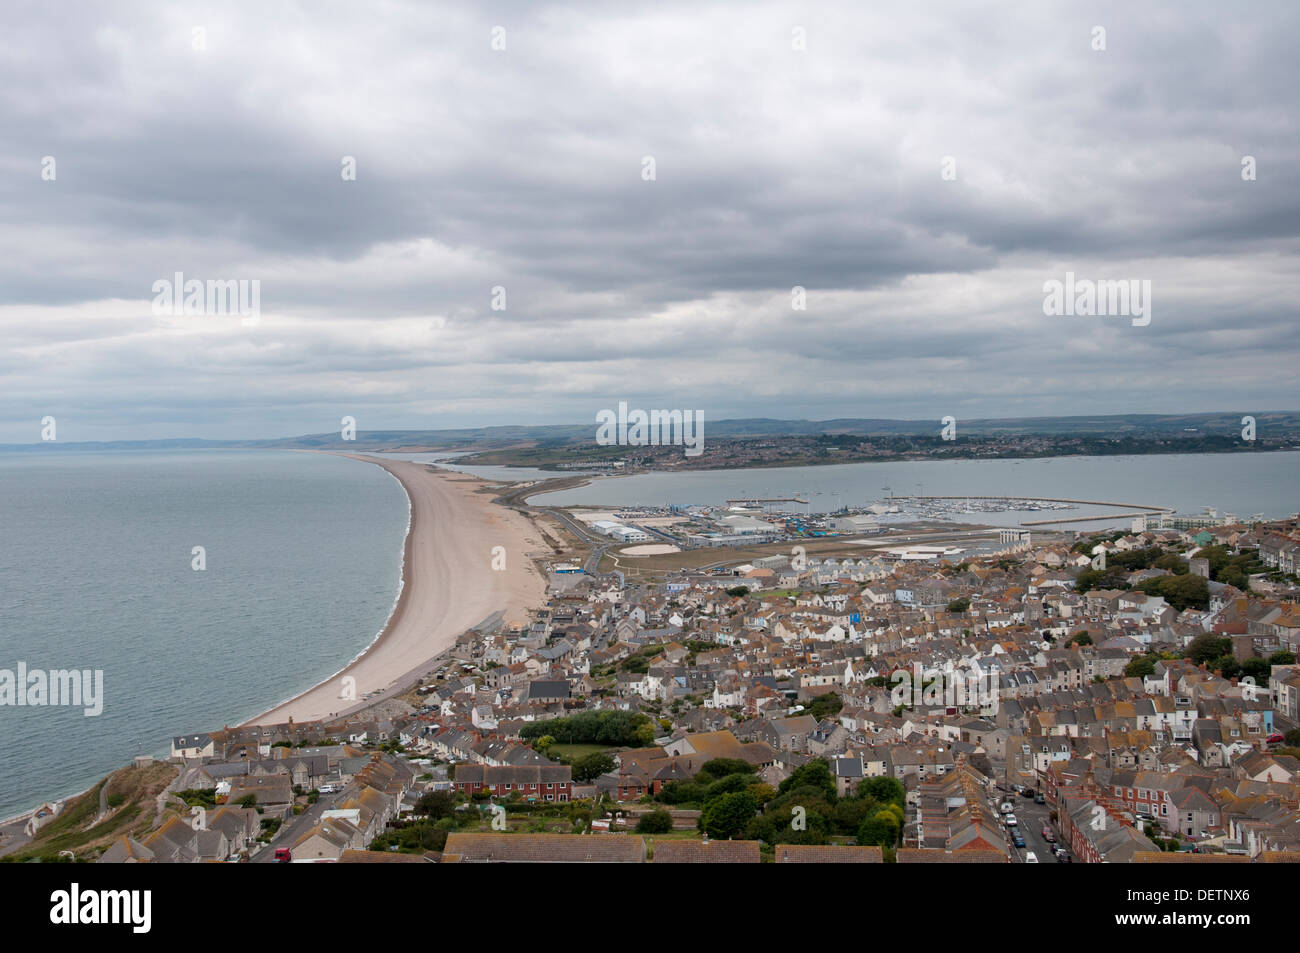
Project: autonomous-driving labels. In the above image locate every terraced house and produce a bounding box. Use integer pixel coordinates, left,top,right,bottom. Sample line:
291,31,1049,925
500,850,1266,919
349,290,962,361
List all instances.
452,764,573,801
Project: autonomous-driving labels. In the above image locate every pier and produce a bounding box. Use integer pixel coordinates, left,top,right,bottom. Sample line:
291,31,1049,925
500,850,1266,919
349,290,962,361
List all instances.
1021,513,1157,526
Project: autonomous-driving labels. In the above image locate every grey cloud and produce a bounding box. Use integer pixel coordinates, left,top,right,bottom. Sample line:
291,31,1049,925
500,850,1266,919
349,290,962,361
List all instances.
0,0,1297,440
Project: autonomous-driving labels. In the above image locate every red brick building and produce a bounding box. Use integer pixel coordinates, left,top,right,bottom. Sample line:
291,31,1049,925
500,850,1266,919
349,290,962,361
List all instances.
453,764,573,801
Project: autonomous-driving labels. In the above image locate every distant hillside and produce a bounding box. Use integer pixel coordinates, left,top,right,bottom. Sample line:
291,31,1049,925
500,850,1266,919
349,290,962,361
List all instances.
2,411,1297,453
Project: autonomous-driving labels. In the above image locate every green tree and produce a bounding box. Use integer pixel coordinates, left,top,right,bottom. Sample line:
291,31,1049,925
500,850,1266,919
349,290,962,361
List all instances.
807,692,843,721
657,780,706,805
1124,655,1156,678
635,809,674,834
1239,657,1271,682
1210,655,1241,679
414,790,456,819
695,758,755,783
1219,566,1249,591
699,790,758,839
571,752,617,782
702,773,757,803
858,804,903,847
831,798,872,833
858,776,905,807
520,710,653,746
778,760,837,802
1152,552,1189,574
1075,567,1129,593
1138,573,1209,611
1186,634,1233,666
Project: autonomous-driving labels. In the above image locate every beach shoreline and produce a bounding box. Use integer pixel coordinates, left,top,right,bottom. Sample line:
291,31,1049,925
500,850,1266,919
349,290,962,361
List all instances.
242,453,547,726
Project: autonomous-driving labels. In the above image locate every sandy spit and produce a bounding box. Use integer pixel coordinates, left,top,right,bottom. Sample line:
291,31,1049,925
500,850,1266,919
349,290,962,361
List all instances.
244,453,546,725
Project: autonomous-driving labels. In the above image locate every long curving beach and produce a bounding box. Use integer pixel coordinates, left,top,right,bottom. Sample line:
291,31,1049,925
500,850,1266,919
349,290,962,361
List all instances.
246,453,547,725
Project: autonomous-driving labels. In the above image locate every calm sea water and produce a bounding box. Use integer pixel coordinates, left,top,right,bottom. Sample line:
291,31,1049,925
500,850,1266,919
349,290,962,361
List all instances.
530,451,1300,526
0,450,408,819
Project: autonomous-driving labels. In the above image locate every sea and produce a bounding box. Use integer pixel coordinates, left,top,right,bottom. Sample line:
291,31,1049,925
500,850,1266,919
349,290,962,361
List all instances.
0,450,408,820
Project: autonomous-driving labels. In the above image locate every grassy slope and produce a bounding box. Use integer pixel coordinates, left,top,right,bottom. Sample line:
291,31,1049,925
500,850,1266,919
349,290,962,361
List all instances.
4,762,178,862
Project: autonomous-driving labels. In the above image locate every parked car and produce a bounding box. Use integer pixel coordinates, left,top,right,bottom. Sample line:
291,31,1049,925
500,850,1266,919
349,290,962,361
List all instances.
1034,792,1046,804
1266,732,1284,744
274,847,292,863
1020,788,1035,799
1025,851,1039,863
1041,825,1056,843
318,785,337,794
1013,834,1026,848
1005,814,1018,827
1000,801,1015,814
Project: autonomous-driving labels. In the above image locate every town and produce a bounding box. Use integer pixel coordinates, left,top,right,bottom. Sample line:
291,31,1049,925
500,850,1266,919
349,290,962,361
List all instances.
12,511,1300,866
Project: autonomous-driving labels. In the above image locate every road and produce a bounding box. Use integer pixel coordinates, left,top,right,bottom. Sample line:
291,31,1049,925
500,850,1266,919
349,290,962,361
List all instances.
250,789,346,863
515,496,618,577
991,786,1072,864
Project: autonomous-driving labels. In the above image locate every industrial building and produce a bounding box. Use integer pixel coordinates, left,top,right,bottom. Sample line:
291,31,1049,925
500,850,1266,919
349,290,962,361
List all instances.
590,520,653,542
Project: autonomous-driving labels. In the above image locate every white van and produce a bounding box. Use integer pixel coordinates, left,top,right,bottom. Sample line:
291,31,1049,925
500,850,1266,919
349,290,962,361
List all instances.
1025,851,1039,863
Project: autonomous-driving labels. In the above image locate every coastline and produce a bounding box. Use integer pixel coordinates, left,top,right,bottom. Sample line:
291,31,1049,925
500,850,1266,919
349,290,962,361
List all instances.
243,453,547,726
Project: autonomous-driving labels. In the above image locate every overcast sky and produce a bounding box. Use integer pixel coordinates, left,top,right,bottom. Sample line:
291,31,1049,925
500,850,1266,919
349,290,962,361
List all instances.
2,1,1297,442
